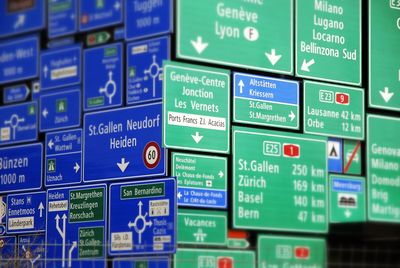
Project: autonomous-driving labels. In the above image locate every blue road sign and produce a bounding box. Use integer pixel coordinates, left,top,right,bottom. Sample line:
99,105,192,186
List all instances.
0,1,45,37
48,0,78,38
79,0,123,32
109,178,176,256
127,36,170,105
84,103,166,182
0,102,37,146
113,257,170,268
328,138,343,173
3,84,30,104
45,129,82,187
18,234,45,268
40,89,81,132
84,43,123,111
6,192,46,234
125,0,172,40
40,45,81,90
0,196,6,235
332,178,363,193
177,188,227,209
0,35,39,84
47,37,75,49
114,27,125,41
46,184,107,268
0,236,16,267
0,143,42,194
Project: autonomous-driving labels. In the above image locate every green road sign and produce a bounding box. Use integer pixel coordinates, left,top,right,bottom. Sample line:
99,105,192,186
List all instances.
330,175,366,223
258,235,326,268
178,209,227,246
174,248,255,268
296,0,362,85
304,81,364,140
344,140,362,175
177,0,293,74
367,115,400,222
233,127,328,233
163,61,230,153
369,0,400,111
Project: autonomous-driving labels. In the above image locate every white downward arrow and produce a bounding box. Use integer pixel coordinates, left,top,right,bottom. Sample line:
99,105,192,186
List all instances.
48,139,54,149
301,59,315,72
218,171,224,178
289,111,296,122
191,36,208,54
265,49,282,66
42,108,49,118
238,80,245,94
345,209,352,218
191,132,203,143
379,87,394,103
117,158,130,172
73,163,80,173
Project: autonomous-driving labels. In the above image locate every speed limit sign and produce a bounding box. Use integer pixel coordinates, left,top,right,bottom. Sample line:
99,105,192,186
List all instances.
143,141,161,169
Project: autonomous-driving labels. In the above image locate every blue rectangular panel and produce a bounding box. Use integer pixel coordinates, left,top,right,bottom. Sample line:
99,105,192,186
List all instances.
0,35,39,83
125,0,172,40
6,192,46,234
127,36,170,105
79,0,122,31
84,103,166,182
328,138,343,173
18,234,45,268
109,178,176,256
48,0,78,38
40,89,81,132
0,1,45,37
0,102,37,146
114,27,125,40
40,45,81,90
0,236,16,267
0,143,42,194
46,184,107,268
113,257,170,268
45,129,82,187
84,43,123,111
3,84,30,104
332,178,363,193
177,187,227,209
47,37,75,49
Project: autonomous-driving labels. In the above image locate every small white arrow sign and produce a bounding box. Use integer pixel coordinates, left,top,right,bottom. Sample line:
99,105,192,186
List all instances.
191,36,208,54
43,65,49,78
289,111,296,122
38,202,44,218
238,80,245,94
114,1,121,10
48,139,54,149
265,49,282,66
301,59,315,72
117,158,130,172
73,163,80,173
379,87,394,103
42,108,49,118
191,132,203,144
345,209,352,218
177,192,182,199
218,171,224,178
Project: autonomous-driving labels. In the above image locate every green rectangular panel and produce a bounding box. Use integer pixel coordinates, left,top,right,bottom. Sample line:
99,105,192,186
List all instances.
330,175,366,223
177,0,293,74
296,0,362,85
177,209,227,246
163,61,230,153
369,0,400,111
69,188,105,223
344,140,362,175
367,115,400,222
258,235,326,268
304,81,364,140
174,248,255,268
78,227,104,258
233,127,328,233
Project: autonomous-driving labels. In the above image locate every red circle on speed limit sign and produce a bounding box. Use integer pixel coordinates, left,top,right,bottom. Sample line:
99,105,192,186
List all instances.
143,141,161,169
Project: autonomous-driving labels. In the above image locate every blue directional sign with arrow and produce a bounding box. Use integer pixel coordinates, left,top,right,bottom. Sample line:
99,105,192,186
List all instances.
84,102,166,182
48,0,78,38
40,89,81,132
46,184,107,268
109,178,176,256
125,0,172,40
40,45,81,90
45,129,82,187
84,43,123,111
3,84,30,104
0,1,45,37
0,35,39,84
79,0,122,32
0,102,37,146
127,36,170,105
0,143,42,194
0,236,16,267
113,257,170,268
18,234,45,268
6,192,46,234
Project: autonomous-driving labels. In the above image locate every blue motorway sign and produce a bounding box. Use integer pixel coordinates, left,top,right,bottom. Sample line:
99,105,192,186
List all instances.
328,138,343,173
79,0,122,32
6,192,46,234
127,36,170,105
0,196,6,235
40,45,81,90
46,184,107,268
84,43,123,111
18,234,45,268
0,35,39,83
0,102,37,146
45,129,82,186
40,89,81,132
48,0,78,38
3,84,30,104
0,1,45,37
109,178,176,256
0,236,16,267
114,27,125,41
125,0,172,40
0,143,42,194
113,257,170,268
84,102,166,182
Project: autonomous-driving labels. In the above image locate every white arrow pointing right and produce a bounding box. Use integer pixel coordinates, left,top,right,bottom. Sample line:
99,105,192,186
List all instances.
191,36,208,54
218,171,224,178
379,87,394,103
289,111,296,122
